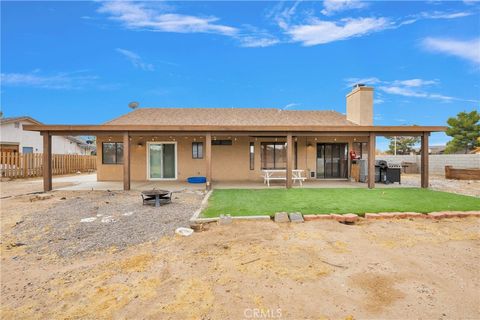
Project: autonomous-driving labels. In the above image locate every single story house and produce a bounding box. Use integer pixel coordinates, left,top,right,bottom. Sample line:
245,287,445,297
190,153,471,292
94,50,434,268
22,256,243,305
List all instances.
24,85,445,192
1,116,95,155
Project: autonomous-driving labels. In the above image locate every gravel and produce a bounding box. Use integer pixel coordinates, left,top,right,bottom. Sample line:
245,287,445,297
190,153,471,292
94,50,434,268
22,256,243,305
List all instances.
13,190,205,257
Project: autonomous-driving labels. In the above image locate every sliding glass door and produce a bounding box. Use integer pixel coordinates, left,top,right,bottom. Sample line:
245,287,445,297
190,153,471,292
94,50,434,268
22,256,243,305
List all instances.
316,143,348,179
148,142,176,180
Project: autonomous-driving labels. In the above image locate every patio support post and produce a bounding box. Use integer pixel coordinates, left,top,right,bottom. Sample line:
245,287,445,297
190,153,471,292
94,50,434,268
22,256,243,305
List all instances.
286,133,293,189
43,131,52,192
205,132,212,190
368,132,376,189
123,131,130,191
421,132,429,188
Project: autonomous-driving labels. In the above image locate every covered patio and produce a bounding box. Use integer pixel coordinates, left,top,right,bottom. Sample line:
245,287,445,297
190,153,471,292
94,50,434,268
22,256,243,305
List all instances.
23,124,445,193
47,173,417,192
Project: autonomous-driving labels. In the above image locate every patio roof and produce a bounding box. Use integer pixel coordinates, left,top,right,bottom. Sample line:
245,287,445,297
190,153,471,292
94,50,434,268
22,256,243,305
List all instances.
23,124,446,136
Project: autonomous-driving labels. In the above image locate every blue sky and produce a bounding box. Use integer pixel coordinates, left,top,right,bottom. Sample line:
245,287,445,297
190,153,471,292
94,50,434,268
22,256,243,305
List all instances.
1,0,479,150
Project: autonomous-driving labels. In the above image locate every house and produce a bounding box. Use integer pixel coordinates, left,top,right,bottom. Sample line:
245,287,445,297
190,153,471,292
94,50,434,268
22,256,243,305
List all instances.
0,116,95,155
24,85,445,192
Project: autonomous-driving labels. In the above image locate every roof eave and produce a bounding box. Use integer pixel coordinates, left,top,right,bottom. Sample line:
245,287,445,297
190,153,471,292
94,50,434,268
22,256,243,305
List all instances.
23,124,447,134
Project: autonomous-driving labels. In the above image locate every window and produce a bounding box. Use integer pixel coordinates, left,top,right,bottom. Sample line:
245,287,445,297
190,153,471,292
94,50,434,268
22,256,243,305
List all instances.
261,142,287,169
353,142,368,159
212,140,232,146
22,147,33,154
249,142,254,170
102,142,123,164
192,142,203,159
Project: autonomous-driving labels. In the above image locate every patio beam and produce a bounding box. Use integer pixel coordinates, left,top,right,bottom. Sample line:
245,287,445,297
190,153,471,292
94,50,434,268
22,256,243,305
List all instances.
286,133,293,189
123,132,130,191
368,132,376,189
421,132,429,188
43,132,52,192
206,132,212,190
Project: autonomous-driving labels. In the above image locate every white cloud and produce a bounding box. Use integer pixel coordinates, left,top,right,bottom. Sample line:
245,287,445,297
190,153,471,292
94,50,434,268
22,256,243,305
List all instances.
282,103,299,110
285,17,390,46
116,48,154,71
419,11,474,19
98,1,279,48
321,0,367,16
238,36,280,48
345,77,478,103
0,71,98,89
422,37,480,65
98,1,237,36
392,79,438,87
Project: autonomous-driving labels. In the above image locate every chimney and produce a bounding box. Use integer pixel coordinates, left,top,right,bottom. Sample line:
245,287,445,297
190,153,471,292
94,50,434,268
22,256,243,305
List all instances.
346,84,374,125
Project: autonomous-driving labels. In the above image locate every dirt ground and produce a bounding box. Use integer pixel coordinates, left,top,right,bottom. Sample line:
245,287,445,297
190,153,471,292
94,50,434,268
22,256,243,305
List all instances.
1,188,479,319
401,174,480,197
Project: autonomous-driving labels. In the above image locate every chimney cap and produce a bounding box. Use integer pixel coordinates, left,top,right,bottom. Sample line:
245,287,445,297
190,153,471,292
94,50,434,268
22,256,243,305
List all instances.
353,83,366,89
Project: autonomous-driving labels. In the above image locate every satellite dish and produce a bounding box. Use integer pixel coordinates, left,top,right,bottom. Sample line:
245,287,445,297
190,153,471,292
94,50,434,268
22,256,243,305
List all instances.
128,101,139,109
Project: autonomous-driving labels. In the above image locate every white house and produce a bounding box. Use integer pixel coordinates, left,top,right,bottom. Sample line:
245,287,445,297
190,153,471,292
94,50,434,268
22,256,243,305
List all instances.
0,116,95,155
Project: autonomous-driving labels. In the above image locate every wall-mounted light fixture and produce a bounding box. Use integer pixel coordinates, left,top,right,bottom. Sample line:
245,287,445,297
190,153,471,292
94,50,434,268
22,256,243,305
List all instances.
137,142,143,148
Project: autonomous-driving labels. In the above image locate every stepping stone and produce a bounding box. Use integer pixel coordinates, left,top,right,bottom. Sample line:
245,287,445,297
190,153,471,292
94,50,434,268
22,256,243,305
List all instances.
288,212,304,223
274,212,290,223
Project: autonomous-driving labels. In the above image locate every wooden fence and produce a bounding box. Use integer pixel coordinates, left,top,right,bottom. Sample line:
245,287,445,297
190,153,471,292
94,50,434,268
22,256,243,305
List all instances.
0,152,96,178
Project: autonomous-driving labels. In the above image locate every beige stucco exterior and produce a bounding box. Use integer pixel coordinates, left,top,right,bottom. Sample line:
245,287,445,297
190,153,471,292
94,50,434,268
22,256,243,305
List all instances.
96,135,369,182
346,86,374,126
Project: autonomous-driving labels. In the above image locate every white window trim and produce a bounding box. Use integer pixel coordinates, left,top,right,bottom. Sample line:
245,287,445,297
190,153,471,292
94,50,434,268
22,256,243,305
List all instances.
146,141,178,181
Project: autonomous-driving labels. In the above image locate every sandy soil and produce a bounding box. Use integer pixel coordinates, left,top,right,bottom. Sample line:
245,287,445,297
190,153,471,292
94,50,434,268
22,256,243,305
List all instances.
1,190,479,319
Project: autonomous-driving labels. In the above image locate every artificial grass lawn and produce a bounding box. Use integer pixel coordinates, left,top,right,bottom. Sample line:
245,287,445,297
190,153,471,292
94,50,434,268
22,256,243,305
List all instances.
202,188,480,217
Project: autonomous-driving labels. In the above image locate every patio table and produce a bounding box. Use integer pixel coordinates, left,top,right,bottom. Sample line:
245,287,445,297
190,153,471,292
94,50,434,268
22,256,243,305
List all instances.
261,169,306,187
141,189,172,207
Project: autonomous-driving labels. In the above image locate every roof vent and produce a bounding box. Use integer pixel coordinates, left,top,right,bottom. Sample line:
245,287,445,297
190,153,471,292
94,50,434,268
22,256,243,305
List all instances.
353,83,366,89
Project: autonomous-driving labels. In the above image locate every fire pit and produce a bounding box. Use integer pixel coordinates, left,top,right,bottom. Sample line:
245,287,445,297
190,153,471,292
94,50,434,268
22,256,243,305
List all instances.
141,189,172,207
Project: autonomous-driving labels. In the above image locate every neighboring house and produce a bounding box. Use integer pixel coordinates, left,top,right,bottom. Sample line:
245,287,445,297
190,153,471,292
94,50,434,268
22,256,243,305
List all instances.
24,85,445,192
0,116,95,155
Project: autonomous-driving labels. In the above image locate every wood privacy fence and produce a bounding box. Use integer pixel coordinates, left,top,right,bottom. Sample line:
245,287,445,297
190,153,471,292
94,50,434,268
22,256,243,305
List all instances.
0,152,96,178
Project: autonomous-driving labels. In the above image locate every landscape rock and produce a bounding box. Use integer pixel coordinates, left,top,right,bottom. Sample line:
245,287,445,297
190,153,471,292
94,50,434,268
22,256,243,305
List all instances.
274,212,290,223
289,212,304,223
343,214,359,224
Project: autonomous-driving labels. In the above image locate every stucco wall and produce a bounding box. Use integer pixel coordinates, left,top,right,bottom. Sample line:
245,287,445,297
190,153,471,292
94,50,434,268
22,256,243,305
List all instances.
96,135,370,182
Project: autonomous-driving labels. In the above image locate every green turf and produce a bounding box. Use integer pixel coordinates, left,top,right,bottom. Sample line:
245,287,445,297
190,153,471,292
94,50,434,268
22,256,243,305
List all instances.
201,188,480,217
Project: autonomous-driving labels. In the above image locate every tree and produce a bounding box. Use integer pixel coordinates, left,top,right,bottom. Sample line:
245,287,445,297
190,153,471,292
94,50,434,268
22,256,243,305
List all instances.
386,136,420,155
445,110,480,154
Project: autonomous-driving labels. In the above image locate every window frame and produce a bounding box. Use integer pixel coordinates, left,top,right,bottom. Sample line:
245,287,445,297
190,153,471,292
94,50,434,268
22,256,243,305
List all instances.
192,142,204,159
249,142,254,170
102,142,124,165
212,140,232,146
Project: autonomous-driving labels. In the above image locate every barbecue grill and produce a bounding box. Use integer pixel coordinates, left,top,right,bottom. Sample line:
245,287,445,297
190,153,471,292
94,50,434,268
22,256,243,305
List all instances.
375,160,401,184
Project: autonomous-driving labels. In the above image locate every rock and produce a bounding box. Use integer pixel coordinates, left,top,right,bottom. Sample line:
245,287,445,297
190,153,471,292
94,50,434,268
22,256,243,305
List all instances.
405,212,425,219
427,212,445,220
274,212,290,223
331,214,345,222
30,194,53,202
218,214,232,225
365,213,380,219
343,214,359,224
289,212,304,223
304,214,331,221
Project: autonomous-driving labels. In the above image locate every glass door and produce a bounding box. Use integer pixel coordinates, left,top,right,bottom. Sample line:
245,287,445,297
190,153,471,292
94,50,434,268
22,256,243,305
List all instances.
316,143,348,178
148,143,176,179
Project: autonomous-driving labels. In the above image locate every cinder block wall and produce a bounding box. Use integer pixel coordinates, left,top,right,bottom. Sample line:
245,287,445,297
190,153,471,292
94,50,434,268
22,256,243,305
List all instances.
377,154,480,174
